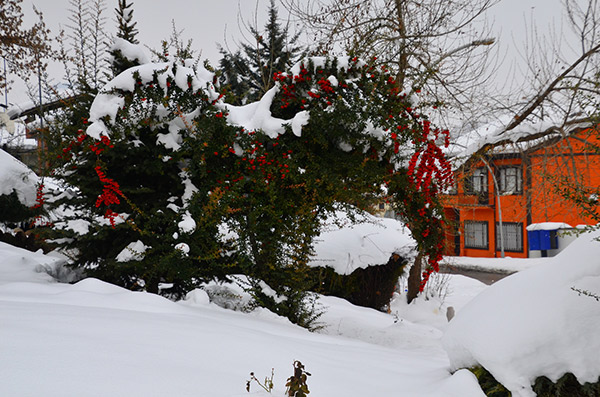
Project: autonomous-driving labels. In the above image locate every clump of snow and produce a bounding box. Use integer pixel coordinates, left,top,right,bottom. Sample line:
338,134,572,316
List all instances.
178,211,196,233
443,229,600,397
183,288,210,306
290,110,310,137
110,38,150,65
174,242,190,255
224,85,288,138
55,219,91,235
0,148,39,206
258,280,287,303
309,211,416,275
115,240,148,262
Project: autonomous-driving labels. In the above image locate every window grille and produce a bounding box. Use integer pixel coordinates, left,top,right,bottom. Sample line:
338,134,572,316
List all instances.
464,220,488,249
496,222,523,252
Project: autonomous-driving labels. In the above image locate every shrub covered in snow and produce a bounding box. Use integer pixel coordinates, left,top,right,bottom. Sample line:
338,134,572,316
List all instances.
42,43,452,326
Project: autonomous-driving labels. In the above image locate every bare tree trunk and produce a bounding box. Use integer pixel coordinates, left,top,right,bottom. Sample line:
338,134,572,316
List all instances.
406,252,422,304
393,0,408,90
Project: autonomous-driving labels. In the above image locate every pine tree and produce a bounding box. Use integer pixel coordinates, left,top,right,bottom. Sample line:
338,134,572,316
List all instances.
219,0,303,105
115,0,138,43
109,0,140,77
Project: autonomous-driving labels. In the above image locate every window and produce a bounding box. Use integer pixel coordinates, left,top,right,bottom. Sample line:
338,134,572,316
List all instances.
497,167,522,195
464,168,488,195
464,220,488,249
446,180,458,195
496,222,523,252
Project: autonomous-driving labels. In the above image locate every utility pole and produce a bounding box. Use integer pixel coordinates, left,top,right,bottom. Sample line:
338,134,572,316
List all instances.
3,57,7,107
481,157,505,258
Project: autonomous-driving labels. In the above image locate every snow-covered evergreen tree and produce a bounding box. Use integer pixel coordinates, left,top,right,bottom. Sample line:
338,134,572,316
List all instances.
109,0,141,77
218,0,303,105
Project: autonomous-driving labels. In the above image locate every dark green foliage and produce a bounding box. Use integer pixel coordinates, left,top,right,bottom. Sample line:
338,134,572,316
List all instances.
309,254,407,311
115,0,138,43
109,0,140,77
533,374,600,397
0,191,36,224
218,0,303,105
469,366,512,397
46,53,452,327
46,65,233,297
0,191,51,252
470,366,600,397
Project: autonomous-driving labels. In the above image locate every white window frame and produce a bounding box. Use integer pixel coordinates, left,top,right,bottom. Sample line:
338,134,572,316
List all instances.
465,168,488,195
497,166,522,195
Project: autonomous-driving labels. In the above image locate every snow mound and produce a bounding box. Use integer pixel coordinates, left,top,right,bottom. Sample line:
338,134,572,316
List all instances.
443,229,600,397
0,242,61,285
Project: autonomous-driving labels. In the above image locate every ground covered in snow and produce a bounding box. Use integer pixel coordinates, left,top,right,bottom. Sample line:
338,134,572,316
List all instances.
2,229,599,396
0,241,487,396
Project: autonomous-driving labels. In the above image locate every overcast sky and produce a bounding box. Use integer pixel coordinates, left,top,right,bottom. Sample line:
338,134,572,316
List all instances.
7,0,573,105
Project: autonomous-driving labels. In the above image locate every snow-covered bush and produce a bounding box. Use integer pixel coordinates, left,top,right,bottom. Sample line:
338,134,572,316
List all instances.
43,47,452,326
443,230,600,397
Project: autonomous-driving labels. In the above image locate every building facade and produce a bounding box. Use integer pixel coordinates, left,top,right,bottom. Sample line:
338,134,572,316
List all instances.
442,127,600,258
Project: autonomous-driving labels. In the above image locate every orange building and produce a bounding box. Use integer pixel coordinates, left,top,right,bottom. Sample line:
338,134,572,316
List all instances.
442,126,600,258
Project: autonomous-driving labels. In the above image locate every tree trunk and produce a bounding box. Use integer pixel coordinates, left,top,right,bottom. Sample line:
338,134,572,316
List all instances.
406,252,422,304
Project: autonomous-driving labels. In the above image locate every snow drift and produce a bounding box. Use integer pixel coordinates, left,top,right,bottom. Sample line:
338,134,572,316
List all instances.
443,229,600,397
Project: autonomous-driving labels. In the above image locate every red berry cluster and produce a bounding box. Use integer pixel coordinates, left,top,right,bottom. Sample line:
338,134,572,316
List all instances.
32,182,45,209
90,135,115,155
57,130,87,160
94,165,124,227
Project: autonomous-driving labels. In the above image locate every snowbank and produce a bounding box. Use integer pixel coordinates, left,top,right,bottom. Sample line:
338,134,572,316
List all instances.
443,229,600,397
0,242,65,285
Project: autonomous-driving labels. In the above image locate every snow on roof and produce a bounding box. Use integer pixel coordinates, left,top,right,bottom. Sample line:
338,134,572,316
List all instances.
525,222,573,231
443,228,600,397
0,148,39,206
446,112,591,164
5,100,36,120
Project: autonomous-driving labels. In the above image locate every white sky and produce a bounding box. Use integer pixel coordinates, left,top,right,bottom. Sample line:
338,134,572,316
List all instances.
6,0,573,105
